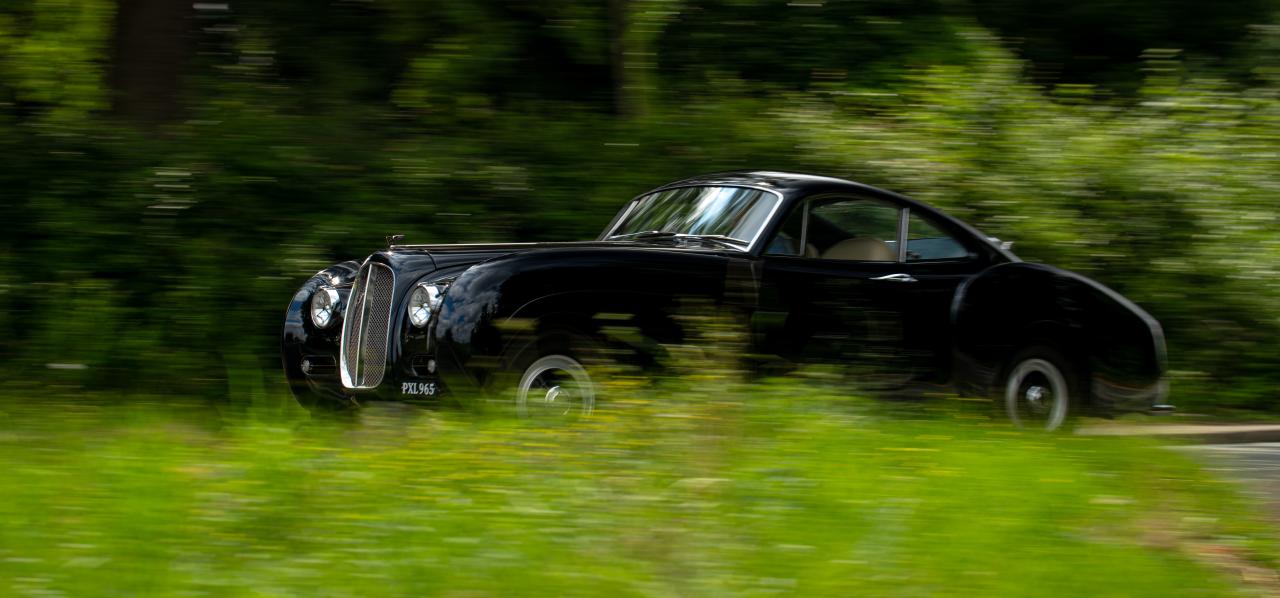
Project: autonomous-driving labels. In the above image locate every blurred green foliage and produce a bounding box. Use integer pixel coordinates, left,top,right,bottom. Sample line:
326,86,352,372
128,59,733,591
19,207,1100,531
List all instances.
0,381,1277,595
1,1,1278,410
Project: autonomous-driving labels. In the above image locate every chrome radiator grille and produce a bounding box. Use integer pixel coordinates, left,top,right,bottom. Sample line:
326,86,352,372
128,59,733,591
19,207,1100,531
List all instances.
340,261,395,389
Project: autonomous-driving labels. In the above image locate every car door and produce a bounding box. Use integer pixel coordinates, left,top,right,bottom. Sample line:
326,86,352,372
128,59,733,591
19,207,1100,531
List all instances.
755,195,920,389
894,210,991,385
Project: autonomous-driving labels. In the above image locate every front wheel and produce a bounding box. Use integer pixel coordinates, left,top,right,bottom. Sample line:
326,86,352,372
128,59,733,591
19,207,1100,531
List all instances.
515,354,596,419
1002,346,1080,431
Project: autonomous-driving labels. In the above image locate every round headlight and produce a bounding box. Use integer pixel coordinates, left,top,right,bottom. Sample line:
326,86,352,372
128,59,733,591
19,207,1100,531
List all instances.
407,283,444,328
310,287,341,329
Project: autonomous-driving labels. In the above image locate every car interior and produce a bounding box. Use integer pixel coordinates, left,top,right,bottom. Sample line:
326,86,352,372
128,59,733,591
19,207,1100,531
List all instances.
765,197,971,262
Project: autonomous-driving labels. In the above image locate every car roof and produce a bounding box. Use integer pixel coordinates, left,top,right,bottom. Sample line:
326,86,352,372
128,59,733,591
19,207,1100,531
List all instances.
643,170,1019,262
650,170,891,201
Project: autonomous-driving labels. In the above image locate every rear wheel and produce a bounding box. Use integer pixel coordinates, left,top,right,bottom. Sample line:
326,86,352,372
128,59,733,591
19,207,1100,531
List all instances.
1001,346,1080,431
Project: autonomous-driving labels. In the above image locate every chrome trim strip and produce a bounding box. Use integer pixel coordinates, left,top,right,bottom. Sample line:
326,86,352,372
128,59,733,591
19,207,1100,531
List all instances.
897,207,910,263
362,262,396,388
747,189,786,253
597,201,638,241
800,200,810,255
338,259,365,389
354,265,373,383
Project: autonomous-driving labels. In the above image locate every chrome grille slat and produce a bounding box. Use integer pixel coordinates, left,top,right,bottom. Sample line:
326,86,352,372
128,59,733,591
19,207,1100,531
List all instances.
341,267,367,387
339,261,395,389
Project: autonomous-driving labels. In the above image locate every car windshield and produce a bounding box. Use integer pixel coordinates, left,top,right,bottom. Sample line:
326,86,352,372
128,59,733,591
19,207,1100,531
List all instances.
606,186,779,247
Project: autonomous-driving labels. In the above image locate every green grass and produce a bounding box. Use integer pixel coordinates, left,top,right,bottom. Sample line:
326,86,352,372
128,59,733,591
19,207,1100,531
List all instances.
0,381,1276,597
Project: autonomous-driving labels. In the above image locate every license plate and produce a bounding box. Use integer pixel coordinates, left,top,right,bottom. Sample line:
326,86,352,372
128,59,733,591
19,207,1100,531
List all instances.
401,382,437,396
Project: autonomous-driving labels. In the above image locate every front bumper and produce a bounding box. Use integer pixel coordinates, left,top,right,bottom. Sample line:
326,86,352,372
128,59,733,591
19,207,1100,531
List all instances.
291,343,452,406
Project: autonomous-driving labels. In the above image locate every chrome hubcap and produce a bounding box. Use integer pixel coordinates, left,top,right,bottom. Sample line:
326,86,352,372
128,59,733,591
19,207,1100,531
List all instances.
1005,358,1068,431
1025,385,1045,405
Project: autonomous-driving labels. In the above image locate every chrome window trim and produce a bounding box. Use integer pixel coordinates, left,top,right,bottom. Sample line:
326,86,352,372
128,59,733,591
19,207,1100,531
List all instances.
780,193,907,263
597,201,638,241
800,200,810,256
896,207,910,263
600,184,785,253
903,209,981,264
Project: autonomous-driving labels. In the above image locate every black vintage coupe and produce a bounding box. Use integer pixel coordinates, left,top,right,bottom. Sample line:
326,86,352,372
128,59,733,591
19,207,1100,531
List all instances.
283,171,1169,429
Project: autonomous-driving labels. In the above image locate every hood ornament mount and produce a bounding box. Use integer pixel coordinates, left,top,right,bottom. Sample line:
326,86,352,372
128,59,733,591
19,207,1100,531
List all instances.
386,234,405,249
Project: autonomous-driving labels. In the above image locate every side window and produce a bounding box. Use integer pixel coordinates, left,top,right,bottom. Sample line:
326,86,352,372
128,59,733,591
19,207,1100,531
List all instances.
906,213,971,262
763,206,807,256
764,197,902,261
809,198,900,262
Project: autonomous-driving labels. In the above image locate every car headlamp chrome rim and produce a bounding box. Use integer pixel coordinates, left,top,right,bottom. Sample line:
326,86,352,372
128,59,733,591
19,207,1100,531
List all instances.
310,287,342,329
407,283,445,328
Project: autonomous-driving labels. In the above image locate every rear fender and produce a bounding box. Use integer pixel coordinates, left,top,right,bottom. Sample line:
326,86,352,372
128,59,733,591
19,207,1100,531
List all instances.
953,262,1166,413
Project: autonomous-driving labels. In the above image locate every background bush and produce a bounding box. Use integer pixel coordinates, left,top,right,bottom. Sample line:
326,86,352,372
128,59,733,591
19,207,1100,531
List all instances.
2,1,1278,411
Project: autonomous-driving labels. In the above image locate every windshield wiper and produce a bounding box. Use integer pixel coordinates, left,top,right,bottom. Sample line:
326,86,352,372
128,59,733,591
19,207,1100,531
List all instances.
607,231,748,250
607,230,670,240
685,234,750,249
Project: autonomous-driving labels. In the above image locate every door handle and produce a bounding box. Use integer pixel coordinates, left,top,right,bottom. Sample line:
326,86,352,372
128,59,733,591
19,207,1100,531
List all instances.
871,273,917,283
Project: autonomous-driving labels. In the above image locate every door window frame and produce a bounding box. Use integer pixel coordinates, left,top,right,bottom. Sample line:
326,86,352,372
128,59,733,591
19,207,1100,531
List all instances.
902,209,981,264
768,193,980,264
771,194,910,263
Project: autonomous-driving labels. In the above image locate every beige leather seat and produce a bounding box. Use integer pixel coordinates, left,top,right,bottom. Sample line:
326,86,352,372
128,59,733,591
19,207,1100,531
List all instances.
822,237,895,262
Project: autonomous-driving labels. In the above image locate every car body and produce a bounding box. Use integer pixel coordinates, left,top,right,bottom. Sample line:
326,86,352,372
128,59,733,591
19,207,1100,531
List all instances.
282,171,1170,429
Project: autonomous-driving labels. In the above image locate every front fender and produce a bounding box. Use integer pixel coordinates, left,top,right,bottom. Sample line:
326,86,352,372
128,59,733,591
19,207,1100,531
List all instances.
953,262,1167,413
431,249,736,390
281,260,360,404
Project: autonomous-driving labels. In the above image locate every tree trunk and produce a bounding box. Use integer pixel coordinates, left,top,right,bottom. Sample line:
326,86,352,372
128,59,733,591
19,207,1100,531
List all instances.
110,0,193,125
608,0,633,117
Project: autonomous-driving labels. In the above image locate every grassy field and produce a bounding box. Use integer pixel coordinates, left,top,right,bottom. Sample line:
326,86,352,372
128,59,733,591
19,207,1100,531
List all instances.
1,379,1277,597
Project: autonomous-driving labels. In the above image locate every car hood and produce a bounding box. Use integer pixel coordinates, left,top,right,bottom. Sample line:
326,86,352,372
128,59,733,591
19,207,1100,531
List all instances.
384,240,741,274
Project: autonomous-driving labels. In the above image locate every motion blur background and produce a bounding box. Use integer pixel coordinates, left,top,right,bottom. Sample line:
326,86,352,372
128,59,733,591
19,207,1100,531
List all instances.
4,2,1280,596
4,0,1280,412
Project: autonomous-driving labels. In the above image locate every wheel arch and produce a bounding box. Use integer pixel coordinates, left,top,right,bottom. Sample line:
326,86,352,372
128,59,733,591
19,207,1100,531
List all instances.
952,262,1167,413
